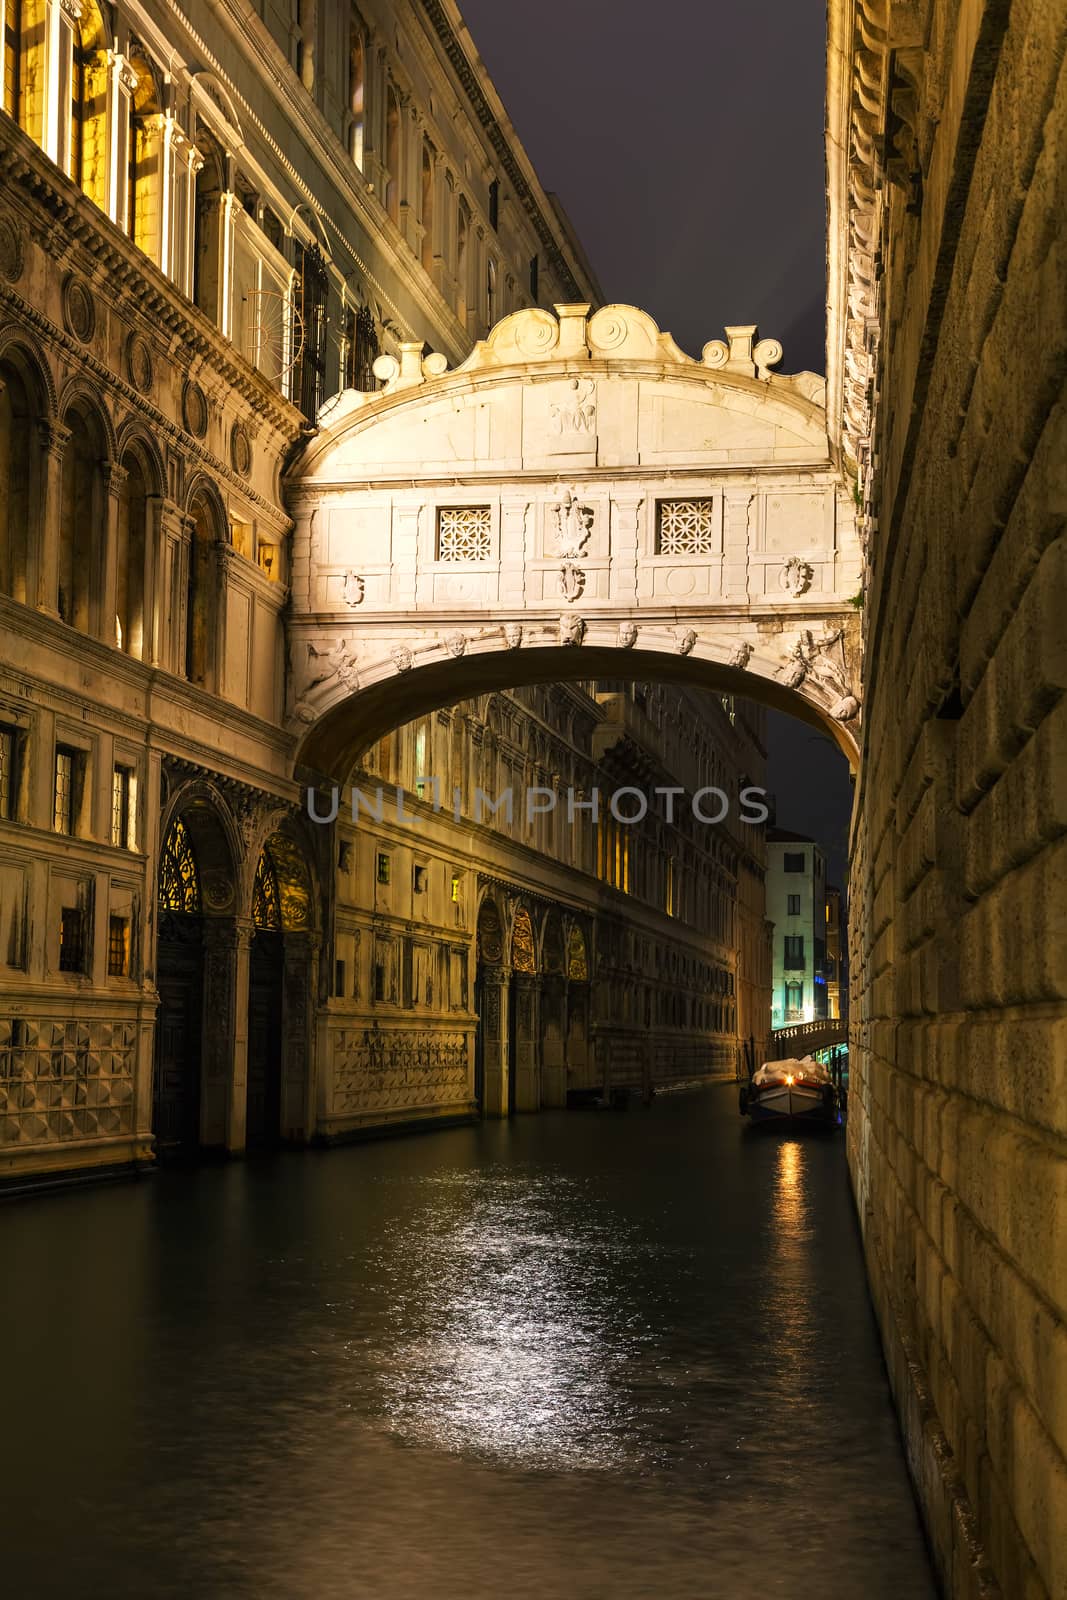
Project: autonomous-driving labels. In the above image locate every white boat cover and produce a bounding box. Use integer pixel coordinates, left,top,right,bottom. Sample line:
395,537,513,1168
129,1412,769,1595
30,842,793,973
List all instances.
752,1056,831,1085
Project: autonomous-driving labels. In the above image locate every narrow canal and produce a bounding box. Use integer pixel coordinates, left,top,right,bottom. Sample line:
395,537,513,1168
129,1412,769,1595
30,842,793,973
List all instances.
2,1088,936,1599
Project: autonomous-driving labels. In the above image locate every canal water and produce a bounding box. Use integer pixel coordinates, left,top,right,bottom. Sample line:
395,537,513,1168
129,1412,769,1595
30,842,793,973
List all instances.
1,1088,936,1599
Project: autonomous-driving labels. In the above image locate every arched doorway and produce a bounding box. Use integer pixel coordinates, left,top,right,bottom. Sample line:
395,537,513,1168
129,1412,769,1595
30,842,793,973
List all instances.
474,895,505,1116
154,816,204,1156
246,829,317,1150
508,905,538,1114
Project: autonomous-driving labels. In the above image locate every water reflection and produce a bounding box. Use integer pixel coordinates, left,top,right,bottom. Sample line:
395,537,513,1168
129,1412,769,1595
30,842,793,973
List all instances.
373,1170,649,1470
0,1096,936,1600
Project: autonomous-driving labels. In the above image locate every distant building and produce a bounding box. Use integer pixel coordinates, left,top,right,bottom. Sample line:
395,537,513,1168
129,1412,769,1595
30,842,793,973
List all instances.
766,829,828,1028
825,884,847,1022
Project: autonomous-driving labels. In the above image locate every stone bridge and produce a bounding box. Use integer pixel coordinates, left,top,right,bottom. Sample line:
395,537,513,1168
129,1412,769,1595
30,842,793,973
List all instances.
286,303,864,779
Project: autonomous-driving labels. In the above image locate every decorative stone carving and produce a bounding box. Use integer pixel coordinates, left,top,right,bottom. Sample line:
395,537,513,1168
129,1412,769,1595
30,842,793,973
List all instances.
182,379,208,439
729,640,754,669
779,557,814,596
559,563,585,602
372,353,400,384
342,572,365,607
299,637,358,696
422,351,449,377
617,622,638,649
503,623,523,648
444,631,467,657
549,377,596,435
229,422,252,476
125,333,153,393
676,629,698,655
776,627,860,714
553,488,594,557
0,215,24,282
753,338,784,380
391,644,413,672
559,614,586,647
62,276,96,342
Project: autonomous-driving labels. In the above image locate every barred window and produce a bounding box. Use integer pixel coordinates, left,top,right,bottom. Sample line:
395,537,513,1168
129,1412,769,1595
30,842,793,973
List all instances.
344,303,379,392
0,725,16,820
107,915,129,977
437,506,491,562
656,498,717,554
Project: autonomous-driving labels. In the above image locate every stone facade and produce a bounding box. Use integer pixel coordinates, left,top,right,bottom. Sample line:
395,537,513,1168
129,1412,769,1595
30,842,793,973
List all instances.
829,2,1067,1596
0,0,777,1185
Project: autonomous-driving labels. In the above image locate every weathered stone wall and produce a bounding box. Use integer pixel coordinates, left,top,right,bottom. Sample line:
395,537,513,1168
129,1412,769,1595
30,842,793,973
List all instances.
844,2,1067,1596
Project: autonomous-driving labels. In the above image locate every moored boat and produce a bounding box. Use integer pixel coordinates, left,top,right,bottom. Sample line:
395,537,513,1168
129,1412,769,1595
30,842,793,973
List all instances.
739,1056,839,1127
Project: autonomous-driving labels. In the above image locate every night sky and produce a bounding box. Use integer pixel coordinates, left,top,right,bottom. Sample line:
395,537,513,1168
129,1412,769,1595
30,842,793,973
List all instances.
460,0,852,883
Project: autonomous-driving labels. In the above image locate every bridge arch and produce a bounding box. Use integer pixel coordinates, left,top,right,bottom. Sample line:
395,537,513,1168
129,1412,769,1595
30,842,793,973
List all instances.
286,301,864,780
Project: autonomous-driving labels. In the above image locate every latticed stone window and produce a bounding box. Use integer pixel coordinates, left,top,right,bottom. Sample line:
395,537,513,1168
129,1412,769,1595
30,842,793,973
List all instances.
437,506,492,562
655,498,717,554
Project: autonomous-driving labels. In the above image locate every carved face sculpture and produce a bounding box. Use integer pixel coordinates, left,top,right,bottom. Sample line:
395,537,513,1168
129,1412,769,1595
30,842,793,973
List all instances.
445,632,467,658
503,623,524,649
617,622,638,649
391,645,413,672
676,629,698,656
559,614,586,647
730,641,754,669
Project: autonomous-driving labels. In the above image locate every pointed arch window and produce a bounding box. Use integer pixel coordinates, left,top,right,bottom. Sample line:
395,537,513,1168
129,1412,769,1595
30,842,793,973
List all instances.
252,851,282,930
159,818,201,912
511,907,536,975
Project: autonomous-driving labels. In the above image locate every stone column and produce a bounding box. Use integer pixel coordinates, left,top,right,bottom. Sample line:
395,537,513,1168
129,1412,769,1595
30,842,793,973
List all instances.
479,966,509,1117
499,497,528,606
34,418,68,618
199,917,253,1152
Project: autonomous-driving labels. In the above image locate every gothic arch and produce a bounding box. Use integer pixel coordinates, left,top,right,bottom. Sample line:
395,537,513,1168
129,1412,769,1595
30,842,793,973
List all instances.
158,779,240,918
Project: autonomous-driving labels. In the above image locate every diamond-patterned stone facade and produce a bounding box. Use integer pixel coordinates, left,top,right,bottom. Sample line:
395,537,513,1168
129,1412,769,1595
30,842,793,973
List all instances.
656,498,717,554
437,507,492,562
0,1019,136,1144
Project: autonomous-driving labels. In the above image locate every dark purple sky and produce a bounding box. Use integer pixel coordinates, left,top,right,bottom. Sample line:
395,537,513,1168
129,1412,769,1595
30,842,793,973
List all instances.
460,0,850,881
461,0,827,371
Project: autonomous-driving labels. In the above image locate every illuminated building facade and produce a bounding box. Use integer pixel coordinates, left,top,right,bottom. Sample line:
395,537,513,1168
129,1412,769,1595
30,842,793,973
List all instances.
0,0,769,1184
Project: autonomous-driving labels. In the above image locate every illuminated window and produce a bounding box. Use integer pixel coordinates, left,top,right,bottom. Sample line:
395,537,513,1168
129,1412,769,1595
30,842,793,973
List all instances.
107,915,129,977
348,23,365,167
376,852,391,885
53,746,80,835
2,0,19,119
111,766,136,850
450,873,461,903
59,906,83,972
158,817,201,913
415,725,428,797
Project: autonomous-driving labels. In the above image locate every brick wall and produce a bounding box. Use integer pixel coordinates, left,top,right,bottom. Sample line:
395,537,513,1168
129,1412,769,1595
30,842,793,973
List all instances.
846,2,1067,1596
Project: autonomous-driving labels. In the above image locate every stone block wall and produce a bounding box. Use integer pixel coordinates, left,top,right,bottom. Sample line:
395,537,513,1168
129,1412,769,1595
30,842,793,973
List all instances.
846,2,1067,1596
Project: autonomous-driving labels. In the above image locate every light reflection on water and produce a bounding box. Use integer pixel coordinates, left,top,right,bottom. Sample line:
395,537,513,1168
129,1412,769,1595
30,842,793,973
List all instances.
0,1093,937,1600
372,1171,652,1471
